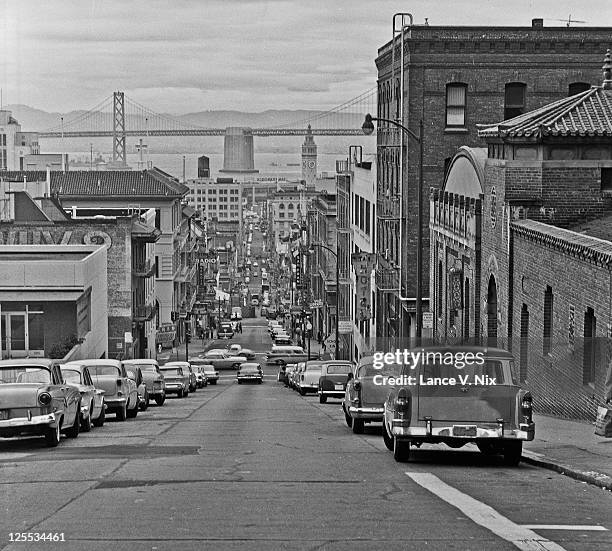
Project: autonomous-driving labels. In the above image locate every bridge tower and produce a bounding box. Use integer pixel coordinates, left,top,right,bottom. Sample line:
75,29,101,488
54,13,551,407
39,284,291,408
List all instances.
112,91,127,166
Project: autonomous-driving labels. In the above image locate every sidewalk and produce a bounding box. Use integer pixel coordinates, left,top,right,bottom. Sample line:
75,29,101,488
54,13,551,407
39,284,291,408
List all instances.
523,413,612,490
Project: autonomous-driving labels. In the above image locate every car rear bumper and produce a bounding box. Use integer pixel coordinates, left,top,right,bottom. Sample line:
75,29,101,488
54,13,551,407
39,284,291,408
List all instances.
0,412,58,432
164,383,184,393
348,406,384,420
318,390,345,398
104,397,127,410
391,422,535,441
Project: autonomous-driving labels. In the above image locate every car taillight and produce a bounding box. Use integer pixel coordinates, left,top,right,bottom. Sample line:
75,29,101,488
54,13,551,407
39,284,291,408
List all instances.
395,388,411,411
521,392,533,423
38,392,52,406
116,378,122,386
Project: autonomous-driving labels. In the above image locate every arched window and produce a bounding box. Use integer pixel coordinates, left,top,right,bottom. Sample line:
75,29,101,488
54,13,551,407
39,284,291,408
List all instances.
504,83,526,119
278,203,285,209
568,82,590,96
288,203,294,210
445,83,467,127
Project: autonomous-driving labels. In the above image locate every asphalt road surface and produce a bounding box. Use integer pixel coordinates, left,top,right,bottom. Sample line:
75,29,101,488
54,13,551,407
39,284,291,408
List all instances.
1,321,611,550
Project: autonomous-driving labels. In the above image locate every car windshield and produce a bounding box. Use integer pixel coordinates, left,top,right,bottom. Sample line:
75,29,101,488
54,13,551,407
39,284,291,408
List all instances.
161,368,181,376
324,364,352,375
359,363,402,378
61,369,83,384
417,358,512,385
0,366,52,384
88,365,121,377
305,365,322,372
137,364,158,372
240,364,260,372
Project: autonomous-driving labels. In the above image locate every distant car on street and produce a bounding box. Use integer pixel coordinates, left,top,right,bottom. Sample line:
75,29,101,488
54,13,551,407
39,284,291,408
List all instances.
159,365,189,398
123,359,166,406
189,359,219,385
218,322,235,339
237,363,263,384
231,307,243,320
318,361,353,404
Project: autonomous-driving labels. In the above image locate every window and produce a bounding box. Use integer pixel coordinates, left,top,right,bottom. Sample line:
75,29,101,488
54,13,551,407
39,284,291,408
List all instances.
446,84,467,127
582,307,596,385
504,83,526,119
543,286,553,355
568,82,590,96
365,201,371,235
437,260,443,315
602,168,612,191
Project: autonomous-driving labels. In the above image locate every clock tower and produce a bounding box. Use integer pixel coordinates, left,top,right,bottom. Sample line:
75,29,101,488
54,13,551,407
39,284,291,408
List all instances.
301,124,317,188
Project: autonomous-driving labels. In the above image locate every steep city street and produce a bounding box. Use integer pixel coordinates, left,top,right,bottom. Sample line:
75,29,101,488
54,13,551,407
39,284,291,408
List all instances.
1,320,611,551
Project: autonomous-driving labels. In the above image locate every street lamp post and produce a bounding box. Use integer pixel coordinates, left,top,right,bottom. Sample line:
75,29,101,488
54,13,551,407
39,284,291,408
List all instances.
362,113,424,341
307,244,339,359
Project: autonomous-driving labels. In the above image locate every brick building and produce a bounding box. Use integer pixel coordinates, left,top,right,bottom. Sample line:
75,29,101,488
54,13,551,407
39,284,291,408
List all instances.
431,55,612,420
374,19,612,346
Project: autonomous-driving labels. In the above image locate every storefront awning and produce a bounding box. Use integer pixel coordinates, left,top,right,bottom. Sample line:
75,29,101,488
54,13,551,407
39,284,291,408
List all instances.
0,289,87,301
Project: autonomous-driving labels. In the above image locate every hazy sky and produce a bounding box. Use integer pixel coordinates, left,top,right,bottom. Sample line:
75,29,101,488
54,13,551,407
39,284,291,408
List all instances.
2,0,612,114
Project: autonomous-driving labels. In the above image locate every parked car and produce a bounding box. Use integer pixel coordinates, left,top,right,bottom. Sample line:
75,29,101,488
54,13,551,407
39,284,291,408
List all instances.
236,363,263,384
203,350,246,370
66,359,138,420
125,366,149,411
0,359,82,447
381,346,535,465
297,361,324,395
318,361,353,403
265,348,309,368
159,365,190,398
342,356,402,434
60,363,106,430
123,359,166,406
190,359,219,385
277,362,297,385
165,361,197,392
273,334,292,345
218,322,235,339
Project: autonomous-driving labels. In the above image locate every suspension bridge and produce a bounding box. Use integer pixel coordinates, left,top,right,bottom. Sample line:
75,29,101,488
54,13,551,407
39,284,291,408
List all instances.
37,90,377,165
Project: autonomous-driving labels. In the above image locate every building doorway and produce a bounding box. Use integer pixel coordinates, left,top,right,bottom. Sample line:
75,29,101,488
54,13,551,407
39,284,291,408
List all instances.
1,307,44,359
486,275,498,346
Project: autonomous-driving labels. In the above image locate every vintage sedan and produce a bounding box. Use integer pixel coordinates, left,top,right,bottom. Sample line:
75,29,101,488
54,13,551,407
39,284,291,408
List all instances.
297,361,324,395
0,359,82,446
236,363,263,384
342,357,402,434
382,346,535,465
189,359,218,385
125,366,149,411
236,348,256,361
66,359,139,421
159,364,190,397
203,350,246,371
123,359,166,406
165,362,198,392
318,361,353,403
60,363,106,430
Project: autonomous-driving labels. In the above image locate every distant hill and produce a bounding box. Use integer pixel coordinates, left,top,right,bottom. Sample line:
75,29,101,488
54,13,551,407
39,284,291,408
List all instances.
4,104,364,132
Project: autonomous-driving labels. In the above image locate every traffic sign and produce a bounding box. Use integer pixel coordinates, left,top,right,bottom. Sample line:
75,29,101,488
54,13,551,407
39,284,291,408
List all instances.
422,312,434,329
338,320,353,334
310,299,323,308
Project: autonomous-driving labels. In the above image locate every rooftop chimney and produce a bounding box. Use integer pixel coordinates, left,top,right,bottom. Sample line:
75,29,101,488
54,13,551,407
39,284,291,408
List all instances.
532,18,544,28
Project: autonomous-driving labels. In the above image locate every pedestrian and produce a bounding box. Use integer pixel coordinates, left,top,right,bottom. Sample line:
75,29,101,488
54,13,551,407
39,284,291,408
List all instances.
238,322,242,333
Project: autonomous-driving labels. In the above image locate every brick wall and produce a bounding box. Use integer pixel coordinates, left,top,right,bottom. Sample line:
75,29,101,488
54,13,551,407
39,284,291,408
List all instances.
511,228,611,420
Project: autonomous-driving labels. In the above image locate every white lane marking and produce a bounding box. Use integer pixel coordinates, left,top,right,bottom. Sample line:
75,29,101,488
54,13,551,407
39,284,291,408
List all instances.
405,472,567,551
521,525,607,531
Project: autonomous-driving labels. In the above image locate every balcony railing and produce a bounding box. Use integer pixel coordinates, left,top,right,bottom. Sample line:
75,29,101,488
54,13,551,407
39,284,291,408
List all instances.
132,259,156,278
133,303,157,322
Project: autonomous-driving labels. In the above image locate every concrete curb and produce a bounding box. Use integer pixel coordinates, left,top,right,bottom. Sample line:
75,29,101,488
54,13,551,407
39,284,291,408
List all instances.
521,450,612,491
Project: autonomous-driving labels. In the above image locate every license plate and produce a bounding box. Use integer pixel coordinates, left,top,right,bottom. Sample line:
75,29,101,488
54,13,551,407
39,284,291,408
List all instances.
453,425,477,437
334,384,344,390
0,410,8,420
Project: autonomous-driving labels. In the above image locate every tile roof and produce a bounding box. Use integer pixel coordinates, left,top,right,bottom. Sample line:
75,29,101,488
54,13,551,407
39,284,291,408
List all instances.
478,87,612,139
0,168,189,198
512,218,612,266
568,212,612,242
